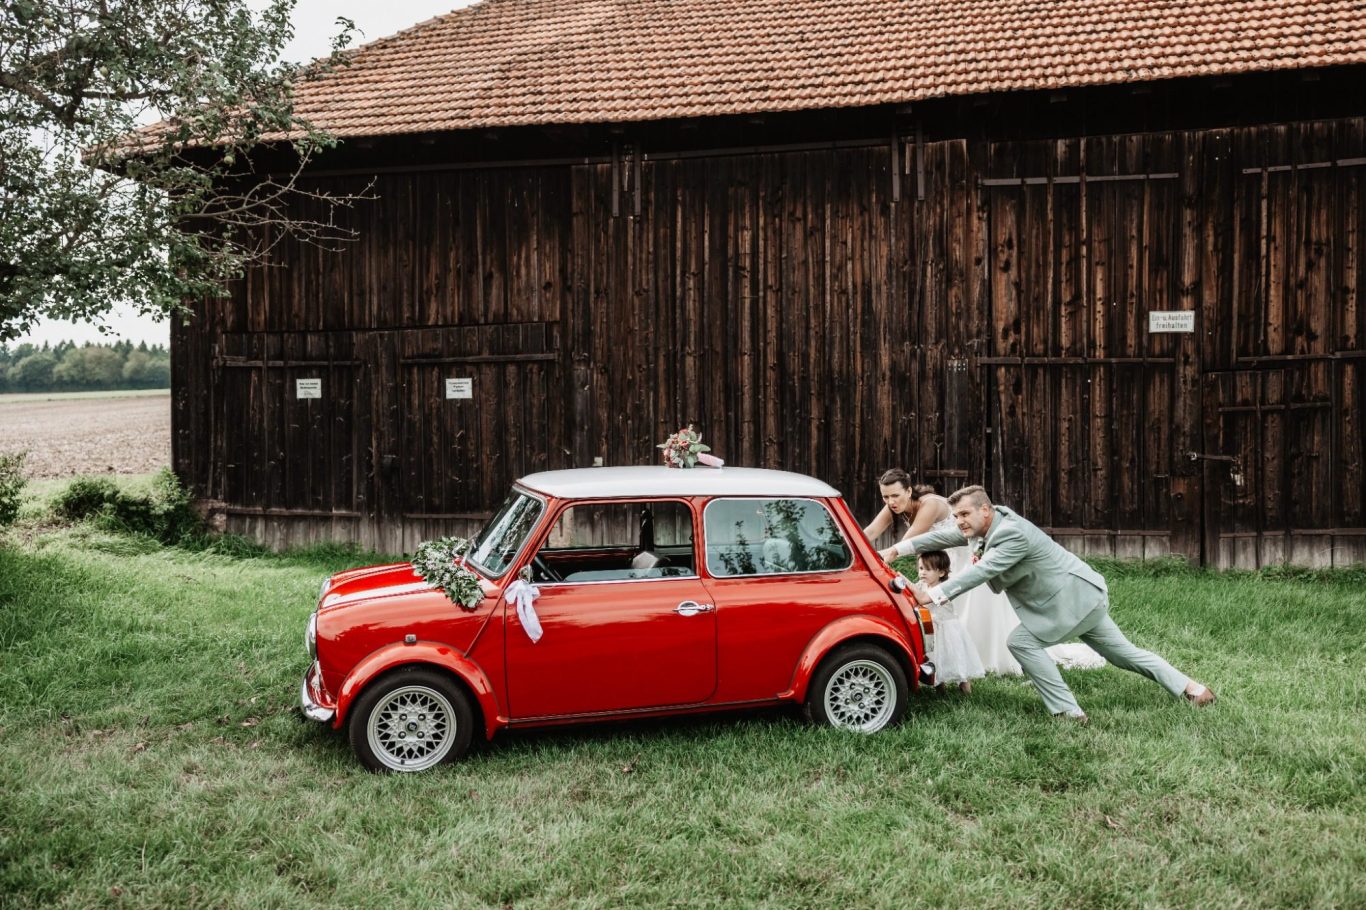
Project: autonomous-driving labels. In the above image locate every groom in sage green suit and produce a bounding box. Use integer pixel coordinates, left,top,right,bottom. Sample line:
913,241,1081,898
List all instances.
891,485,1215,722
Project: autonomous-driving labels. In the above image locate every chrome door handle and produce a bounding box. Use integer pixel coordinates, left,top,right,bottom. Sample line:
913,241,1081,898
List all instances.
673,601,715,616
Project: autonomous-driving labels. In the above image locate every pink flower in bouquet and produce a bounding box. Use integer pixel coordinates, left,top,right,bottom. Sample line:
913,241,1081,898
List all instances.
656,424,719,468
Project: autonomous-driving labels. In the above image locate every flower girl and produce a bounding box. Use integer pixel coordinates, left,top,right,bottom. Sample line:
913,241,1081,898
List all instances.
918,551,985,693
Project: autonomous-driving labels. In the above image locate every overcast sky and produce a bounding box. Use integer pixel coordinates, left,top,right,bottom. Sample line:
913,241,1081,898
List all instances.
13,0,474,349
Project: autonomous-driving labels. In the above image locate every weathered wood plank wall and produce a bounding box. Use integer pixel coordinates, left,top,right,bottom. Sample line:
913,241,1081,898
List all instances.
171,117,1366,565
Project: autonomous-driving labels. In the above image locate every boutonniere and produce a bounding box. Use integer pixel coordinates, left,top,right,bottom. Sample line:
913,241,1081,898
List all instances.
971,539,986,564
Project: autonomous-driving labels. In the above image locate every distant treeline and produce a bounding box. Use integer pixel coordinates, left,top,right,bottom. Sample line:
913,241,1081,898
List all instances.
0,340,170,392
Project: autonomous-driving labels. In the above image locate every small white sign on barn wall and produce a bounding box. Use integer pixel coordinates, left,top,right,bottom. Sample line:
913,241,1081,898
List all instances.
445,378,474,400
295,378,322,399
1148,311,1195,333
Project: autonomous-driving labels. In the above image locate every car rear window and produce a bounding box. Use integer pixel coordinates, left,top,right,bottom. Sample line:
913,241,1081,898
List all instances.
703,498,852,577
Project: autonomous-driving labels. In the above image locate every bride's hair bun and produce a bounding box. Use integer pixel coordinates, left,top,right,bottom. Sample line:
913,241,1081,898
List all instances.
911,483,937,499
877,467,912,488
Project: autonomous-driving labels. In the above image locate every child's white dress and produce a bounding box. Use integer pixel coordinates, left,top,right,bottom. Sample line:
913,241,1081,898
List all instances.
929,593,985,684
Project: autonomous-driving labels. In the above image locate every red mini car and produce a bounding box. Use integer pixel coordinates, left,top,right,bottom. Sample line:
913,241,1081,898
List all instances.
301,466,932,772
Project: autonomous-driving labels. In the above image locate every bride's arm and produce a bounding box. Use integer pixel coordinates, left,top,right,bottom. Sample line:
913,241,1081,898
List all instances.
875,500,942,563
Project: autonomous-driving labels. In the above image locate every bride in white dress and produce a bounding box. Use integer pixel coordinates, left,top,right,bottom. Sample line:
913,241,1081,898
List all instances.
863,471,1104,674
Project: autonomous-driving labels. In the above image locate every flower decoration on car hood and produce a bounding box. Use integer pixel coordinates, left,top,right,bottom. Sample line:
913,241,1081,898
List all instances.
410,536,485,609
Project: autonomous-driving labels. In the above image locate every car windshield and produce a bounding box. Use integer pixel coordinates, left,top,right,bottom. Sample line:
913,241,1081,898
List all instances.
467,490,544,577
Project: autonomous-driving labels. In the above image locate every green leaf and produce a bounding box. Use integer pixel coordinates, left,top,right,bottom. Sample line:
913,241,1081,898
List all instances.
0,0,362,341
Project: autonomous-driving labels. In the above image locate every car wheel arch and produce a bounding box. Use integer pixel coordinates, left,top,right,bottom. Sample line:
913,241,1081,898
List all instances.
822,633,917,692
802,640,909,733
335,643,502,741
782,617,921,703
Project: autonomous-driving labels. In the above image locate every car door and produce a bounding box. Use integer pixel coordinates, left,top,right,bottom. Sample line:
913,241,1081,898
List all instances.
505,499,717,719
700,496,883,702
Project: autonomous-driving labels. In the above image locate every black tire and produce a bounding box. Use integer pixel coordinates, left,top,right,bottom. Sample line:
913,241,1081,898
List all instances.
348,667,475,773
803,643,907,733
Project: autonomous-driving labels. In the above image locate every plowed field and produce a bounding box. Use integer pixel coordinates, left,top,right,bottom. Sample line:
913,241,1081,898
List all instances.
0,392,171,478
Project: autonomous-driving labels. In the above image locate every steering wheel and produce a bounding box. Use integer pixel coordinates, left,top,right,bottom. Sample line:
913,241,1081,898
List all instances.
531,554,562,583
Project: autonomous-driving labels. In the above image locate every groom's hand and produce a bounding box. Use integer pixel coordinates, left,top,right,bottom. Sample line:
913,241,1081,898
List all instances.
877,545,899,563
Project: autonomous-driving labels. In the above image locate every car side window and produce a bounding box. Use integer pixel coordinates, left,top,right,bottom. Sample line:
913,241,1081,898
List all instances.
704,498,852,577
534,500,696,583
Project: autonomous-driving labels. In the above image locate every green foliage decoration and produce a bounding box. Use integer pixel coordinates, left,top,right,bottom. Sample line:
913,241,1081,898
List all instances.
0,450,26,527
410,536,485,610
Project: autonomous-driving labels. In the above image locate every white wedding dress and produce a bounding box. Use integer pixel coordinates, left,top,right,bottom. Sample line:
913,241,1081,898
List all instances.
938,519,1106,675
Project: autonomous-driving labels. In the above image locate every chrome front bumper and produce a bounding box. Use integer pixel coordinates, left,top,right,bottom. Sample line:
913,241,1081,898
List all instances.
300,662,336,723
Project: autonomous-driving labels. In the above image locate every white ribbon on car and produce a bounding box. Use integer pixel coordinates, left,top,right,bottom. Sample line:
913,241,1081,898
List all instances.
504,579,543,643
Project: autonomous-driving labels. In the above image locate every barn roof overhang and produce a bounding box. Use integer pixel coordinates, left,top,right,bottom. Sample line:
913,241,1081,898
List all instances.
219,63,1366,181
280,0,1366,140
123,0,1366,160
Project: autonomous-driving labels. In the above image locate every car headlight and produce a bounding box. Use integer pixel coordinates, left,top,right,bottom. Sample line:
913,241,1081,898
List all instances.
317,575,331,604
305,611,318,660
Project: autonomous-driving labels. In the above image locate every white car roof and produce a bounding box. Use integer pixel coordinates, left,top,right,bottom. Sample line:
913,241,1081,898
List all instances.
517,466,842,500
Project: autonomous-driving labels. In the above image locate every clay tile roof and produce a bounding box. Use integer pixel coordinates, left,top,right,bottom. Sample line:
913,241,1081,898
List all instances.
289,0,1366,137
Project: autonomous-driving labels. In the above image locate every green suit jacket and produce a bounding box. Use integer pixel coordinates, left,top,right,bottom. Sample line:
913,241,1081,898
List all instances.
905,505,1108,644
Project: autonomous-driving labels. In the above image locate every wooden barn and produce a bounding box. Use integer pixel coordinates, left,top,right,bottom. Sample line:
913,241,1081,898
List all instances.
173,0,1366,567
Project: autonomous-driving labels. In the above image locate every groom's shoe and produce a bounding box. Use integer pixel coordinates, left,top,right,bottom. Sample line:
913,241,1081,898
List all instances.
1054,711,1089,726
1184,683,1216,707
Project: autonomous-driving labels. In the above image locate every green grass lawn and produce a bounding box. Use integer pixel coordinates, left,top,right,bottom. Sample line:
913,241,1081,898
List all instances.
1,522,1362,909
16,473,163,506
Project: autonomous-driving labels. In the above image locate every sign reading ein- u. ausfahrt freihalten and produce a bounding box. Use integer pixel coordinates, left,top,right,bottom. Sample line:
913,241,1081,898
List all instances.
1148,311,1195,333
445,378,474,400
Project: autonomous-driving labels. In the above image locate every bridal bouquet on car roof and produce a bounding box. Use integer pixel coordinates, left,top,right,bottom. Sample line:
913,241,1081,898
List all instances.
657,425,724,468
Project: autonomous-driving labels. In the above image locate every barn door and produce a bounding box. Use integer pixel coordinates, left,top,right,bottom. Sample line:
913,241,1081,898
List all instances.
1200,128,1366,568
214,332,362,519
978,134,1197,561
1200,367,1336,567
367,324,566,534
